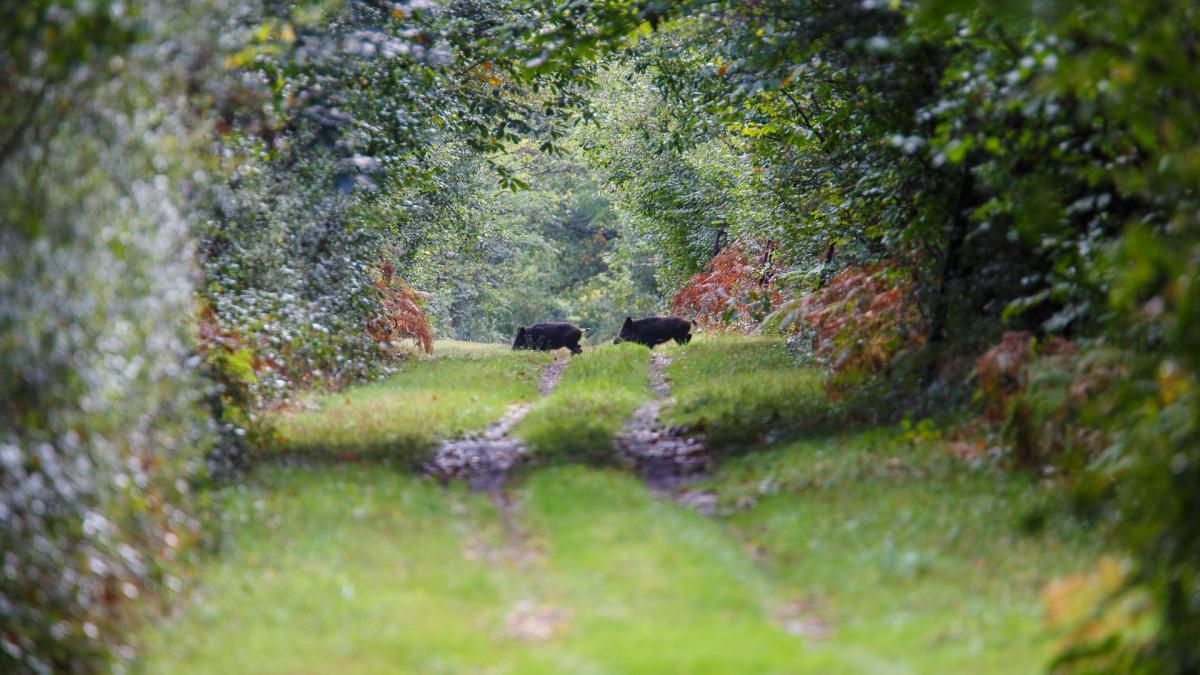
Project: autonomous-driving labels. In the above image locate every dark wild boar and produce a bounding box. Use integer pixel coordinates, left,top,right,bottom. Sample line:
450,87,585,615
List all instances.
512,322,584,355
612,316,694,348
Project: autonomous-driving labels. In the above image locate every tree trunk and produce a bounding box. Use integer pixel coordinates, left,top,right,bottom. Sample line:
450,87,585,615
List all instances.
815,242,837,290
758,240,776,288
925,168,974,382
710,222,727,259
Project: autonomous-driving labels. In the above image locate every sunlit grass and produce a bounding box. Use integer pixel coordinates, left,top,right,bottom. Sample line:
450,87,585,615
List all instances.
429,338,510,358
139,465,851,673
701,426,1101,674
266,347,551,466
662,335,831,455
512,343,651,465
144,339,1103,674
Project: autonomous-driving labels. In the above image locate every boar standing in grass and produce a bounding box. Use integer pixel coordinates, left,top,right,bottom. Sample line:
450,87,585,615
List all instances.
512,322,584,355
612,316,695,348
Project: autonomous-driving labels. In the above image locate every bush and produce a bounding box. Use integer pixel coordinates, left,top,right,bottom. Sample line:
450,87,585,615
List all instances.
1,2,216,669
670,240,783,332
973,333,1116,469
366,262,433,355
766,264,924,391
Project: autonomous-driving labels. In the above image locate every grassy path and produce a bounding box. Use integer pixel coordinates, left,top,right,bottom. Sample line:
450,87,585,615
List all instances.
140,338,1099,673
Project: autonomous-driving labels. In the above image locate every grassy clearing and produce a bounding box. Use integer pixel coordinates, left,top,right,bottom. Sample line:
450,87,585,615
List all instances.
513,343,651,465
266,346,550,466
141,339,1104,674
513,466,853,672
702,426,1100,674
663,335,830,454
140,465,850,673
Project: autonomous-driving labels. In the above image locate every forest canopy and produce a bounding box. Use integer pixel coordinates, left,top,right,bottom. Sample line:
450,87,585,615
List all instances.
3,0,1200,672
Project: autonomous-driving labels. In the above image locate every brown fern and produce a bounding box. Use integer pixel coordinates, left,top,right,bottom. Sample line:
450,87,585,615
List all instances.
367,261,433,354
670,240,783,333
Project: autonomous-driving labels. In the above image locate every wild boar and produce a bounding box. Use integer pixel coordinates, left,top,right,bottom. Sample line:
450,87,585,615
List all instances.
612,316,694,349
512,322,584,355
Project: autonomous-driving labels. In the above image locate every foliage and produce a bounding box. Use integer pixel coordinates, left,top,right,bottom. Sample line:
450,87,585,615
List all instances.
669,241,782,332
973,332,1116,469
200,0,603,391
196,305,274,477
0,2,223,670
771,265,924,389
416,141,661,343
1044,557,1157,674
974,332,1039,425
367,262,433,355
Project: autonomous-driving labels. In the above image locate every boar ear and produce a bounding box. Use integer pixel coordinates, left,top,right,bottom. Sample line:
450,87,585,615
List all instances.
623,316,633,325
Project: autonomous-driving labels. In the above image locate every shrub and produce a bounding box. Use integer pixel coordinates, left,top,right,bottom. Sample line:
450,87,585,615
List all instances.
669,241,783,333
366,262,433,355
767,264,924,389
1,3,214,668
974,333,1116,468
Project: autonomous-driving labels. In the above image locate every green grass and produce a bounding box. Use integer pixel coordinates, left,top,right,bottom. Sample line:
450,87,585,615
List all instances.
663,335,831,454
140,339,1105,674
139,465,850,673
267,346,551,466
701,426,1100,674
513,343,651,465
140,467,532,673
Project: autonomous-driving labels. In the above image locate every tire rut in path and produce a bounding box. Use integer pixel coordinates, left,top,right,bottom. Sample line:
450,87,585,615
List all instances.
426,354,573,640
614,353,716,514
425,353,567,493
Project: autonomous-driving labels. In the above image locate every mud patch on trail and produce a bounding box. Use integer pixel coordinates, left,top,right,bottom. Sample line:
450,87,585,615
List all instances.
539,354,568,395
504,599,573,642
426,354,568,492
426,403,531,492
615,353,713,504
